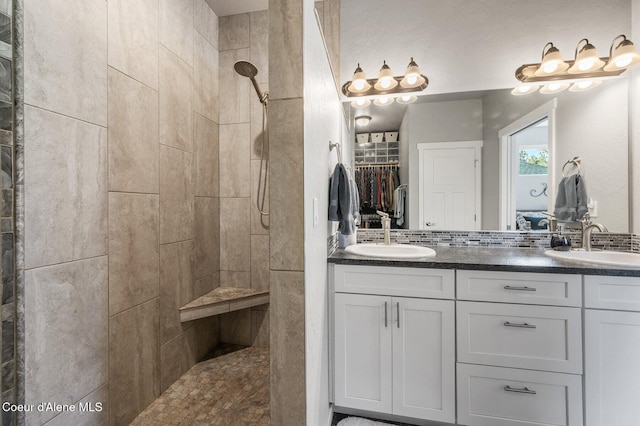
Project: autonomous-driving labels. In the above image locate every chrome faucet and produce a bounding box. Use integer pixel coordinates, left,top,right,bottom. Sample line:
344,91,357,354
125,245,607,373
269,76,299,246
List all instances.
581,214,608,251
377,210,392,245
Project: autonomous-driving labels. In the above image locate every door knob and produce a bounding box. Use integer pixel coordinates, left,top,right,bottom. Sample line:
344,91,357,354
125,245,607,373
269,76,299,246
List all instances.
425,222,436,226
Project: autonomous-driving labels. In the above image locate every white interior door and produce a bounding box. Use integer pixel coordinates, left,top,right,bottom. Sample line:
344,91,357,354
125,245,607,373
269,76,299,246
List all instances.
418,141,482,230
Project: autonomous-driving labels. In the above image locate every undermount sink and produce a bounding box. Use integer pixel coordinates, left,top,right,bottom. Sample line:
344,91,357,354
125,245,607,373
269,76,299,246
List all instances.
345,243,436,259
544,249,640,267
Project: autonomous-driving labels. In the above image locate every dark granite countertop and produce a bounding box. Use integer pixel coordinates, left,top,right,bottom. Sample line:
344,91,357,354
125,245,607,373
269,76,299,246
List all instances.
328,246,640,277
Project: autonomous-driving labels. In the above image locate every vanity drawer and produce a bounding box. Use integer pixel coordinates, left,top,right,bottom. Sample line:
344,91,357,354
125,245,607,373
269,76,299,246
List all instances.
456,269,582,306
584,275,640,311
457,301,582,373
332,264,454,299
457,363,583,426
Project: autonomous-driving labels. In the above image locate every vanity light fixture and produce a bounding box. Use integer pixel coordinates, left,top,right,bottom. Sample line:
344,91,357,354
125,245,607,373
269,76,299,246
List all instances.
343,58,429,97
351,98,371,108
513,34,640,95
396,94,418,104
603,34,640,71
373,95,394,106
355,115,372,126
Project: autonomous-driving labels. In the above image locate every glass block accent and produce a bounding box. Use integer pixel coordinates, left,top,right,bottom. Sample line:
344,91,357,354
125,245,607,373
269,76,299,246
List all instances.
0,1,14,424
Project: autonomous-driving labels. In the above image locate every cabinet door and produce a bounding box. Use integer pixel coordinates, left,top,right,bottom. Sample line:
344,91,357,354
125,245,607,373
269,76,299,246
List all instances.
585,309,640,426
334,293,392,414
392,297,455,423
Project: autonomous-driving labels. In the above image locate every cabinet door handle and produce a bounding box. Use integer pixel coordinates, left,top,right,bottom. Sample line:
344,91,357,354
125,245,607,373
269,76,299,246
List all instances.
503,321,536,329
396,302,400,328
504,385,537,395
384,301,388,328
504,285,537,292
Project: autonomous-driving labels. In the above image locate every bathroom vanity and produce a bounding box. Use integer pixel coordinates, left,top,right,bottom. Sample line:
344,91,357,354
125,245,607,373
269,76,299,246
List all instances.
328,247,640,426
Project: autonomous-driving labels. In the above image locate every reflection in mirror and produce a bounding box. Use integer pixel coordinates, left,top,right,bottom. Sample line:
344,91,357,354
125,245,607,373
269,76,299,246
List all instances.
347,78,629,232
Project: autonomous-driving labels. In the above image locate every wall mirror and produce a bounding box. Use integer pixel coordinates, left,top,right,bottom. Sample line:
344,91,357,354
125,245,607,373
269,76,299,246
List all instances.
340,0,631,233
344,77,629,232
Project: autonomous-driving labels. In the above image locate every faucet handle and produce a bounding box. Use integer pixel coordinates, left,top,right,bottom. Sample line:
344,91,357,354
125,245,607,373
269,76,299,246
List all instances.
376,210,389,218
581,212,592,226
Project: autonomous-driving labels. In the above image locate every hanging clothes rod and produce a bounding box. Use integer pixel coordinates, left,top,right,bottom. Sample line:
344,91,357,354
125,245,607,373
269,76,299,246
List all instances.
355,163,399,168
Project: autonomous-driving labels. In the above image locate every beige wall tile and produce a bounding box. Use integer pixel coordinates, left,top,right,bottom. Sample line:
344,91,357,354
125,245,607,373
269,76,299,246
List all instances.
219,13,250,51
194,197,220,279
160,241,194,344
219,123,250,198
220,310,252,345
219,198,251,272
24,106,107,269
160,46,193,153
252,308,270,347
24,0,107,126
46,384,109,426
160,331,196,392
108,0,159,90
109,193,159,315
109,299,160,426
250,10,269,85
270,270,305,425
193,112,219,197
108,68,159,194
194,272,218,299
251,235,269,291
251,159,270,234
220,271,250,288
25,257,108,425
194,0,219,48
160,146,194,244
190,316,220,361
193,32,219,122
219,48,251,124
268,0,303,99
269,99,304,271
160,0,194,66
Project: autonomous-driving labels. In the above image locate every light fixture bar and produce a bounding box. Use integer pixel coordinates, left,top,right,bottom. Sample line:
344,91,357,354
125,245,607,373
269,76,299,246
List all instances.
516,60,625,83
342,75,429,97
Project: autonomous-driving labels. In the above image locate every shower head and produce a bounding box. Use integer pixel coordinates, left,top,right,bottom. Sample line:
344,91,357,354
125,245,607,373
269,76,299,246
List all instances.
234,61,268,104
234,61,258,78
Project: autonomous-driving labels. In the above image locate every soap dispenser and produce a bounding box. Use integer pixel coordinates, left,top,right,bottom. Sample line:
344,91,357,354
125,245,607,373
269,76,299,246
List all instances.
550,224,571,251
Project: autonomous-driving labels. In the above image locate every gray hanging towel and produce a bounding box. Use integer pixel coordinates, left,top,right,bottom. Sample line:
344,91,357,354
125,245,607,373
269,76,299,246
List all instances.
554,173,589,221
329,163,355,235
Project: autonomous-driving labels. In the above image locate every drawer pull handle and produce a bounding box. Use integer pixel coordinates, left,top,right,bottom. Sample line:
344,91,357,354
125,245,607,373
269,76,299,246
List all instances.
397,302,400,328
504,385,537,395
503,321,537,329
504,285,537,291
384,302,388,328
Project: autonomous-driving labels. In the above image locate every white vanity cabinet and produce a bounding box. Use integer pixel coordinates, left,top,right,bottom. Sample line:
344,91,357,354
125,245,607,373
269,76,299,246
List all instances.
331,264,456,423
584,275,640,426
456,270,583,426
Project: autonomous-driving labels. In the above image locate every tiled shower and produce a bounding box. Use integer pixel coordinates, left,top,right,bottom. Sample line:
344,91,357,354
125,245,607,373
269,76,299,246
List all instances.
7,0,271,425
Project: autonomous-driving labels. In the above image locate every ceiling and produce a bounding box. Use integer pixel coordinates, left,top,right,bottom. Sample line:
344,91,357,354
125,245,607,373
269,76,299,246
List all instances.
353,90,491,134
205,0,267,17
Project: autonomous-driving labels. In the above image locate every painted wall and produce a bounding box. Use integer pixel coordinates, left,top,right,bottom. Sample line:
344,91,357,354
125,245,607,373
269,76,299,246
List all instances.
631,0,640,232
304,1,343,424
404,100,483,228
23,1,221,424
483,80,628,231
340,0,630,94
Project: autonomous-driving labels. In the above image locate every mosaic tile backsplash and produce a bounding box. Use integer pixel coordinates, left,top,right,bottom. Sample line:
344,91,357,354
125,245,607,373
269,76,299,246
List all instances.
351,229,637,252
328,228,639,260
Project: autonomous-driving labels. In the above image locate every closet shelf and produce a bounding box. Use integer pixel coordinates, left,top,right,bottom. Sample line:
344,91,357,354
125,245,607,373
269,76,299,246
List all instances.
179,287,269,322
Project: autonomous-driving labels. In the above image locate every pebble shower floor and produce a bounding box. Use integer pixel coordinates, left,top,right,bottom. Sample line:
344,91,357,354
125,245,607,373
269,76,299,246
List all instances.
131,346,269,425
